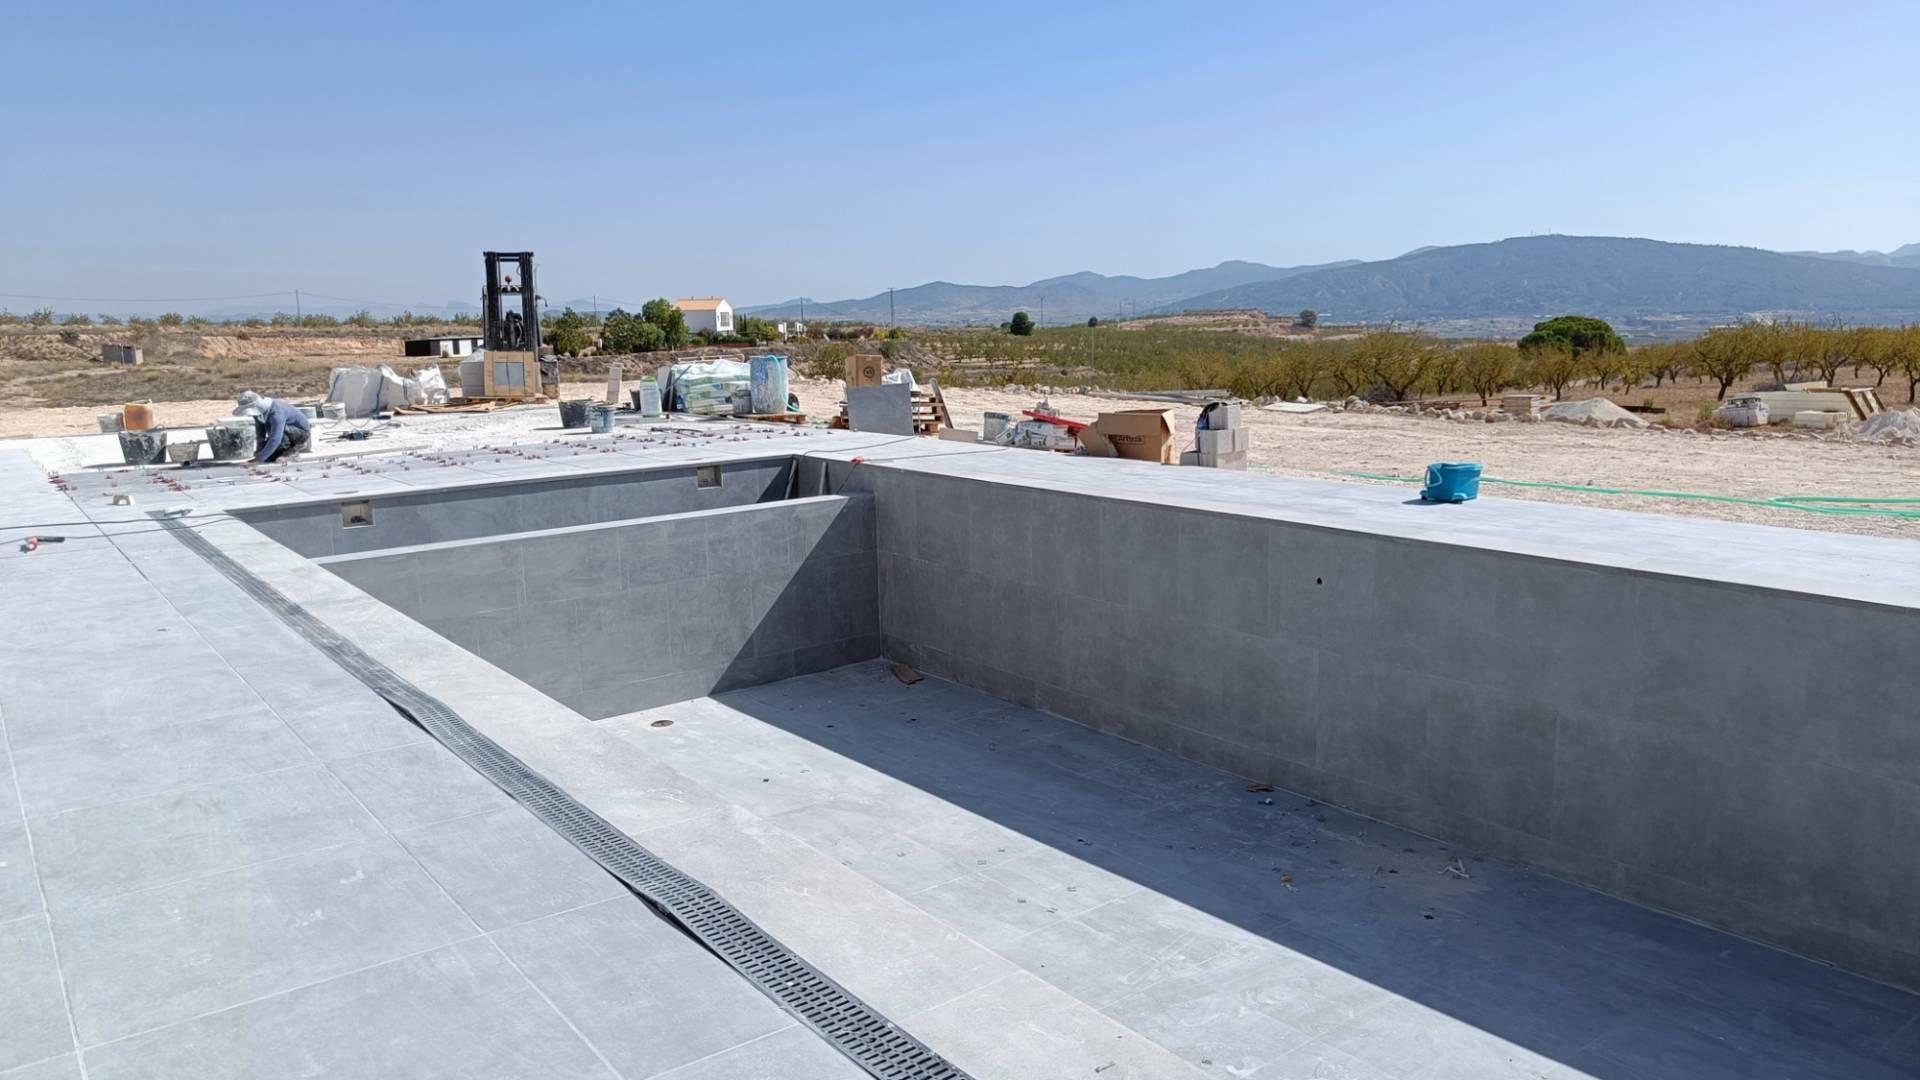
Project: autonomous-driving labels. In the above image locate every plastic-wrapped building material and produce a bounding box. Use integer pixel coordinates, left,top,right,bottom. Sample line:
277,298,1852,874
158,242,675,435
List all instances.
748,354,789,414
325,367,383,418
658,358,751,413
414,366,449,405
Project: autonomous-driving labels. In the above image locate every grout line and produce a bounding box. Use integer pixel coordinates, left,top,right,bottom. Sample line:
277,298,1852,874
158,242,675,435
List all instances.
23,759,321,825
1,703,93,1080
0,1051,78,1079
74,931,492,1053
645,1021,803,1078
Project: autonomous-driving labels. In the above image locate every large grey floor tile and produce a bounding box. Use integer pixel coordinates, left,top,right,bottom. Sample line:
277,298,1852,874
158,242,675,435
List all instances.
82,938,615,1080
904,971,1208,1080
652,1026,865,1080
10,710,313,819
57,838,477,1043
31,765,383,908
642,806,1014,1018
327,742,514,831
0,1055,81,1080
226,658,430,760
0,821,41,922
396,806,627,931
491,898,794,1079
0,916,73,1072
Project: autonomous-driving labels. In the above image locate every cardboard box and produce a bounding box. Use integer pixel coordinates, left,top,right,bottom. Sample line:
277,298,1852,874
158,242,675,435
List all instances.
846,354,884,387
1195,427,1248,454
1084,409,1175,463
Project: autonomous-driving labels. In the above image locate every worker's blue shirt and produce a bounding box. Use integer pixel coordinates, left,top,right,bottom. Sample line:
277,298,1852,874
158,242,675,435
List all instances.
255,400,310,461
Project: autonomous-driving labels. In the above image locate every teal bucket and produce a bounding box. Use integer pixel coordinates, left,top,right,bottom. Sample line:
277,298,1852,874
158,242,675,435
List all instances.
1421,462,1481,503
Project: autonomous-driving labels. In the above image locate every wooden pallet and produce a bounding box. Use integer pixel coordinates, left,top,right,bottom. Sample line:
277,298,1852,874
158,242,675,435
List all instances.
742,413,809,425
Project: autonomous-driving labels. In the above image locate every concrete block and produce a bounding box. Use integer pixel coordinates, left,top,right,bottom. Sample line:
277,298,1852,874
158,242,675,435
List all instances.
1195,426,1248,454
1202,402,1243,430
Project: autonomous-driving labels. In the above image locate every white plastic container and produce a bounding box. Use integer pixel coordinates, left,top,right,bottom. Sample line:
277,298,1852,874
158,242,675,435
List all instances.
638,377,662,418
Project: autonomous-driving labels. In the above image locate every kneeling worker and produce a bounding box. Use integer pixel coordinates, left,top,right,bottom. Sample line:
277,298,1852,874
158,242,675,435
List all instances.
236,391,311,463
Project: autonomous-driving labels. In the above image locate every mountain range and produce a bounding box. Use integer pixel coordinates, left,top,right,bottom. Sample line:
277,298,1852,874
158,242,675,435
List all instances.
743,236,1920,333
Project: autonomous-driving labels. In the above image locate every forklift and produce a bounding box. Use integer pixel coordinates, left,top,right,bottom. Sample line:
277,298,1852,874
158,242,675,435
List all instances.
479,251,558,400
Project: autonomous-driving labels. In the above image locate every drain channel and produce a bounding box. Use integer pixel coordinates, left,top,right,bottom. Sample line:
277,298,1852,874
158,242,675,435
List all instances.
160,517,969,1080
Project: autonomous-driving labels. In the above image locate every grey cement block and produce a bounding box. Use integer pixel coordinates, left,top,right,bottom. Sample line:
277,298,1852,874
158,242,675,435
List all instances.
0,916,72,1073
648,1025,864,1080
328,743,515,832
55,838,476,1043
31,764,383,908
10,709,313,819
80,938,616,1080
395,807,627,932
490,899,795,1079
846,383,915,434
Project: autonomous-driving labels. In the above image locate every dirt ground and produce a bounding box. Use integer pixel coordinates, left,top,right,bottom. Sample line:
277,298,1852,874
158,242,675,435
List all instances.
786,379,1920,540
4,357,1915,539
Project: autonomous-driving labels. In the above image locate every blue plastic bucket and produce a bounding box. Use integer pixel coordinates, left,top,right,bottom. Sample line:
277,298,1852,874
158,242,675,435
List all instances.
1421,462,1482,503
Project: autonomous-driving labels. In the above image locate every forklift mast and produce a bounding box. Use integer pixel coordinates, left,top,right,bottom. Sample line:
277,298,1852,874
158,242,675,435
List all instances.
481,251,539,353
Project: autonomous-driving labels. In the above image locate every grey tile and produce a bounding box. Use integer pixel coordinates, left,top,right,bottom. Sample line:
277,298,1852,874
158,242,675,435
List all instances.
490,899,794,1079
82,938,615,1080
651,1026,862,1080
1102,964,1315,1077
0,822,40,923
0,1055,81,1080
907,872,1067,950
521,530,622,604
396,807,627,931
32,765,383,908
11,710,313,819
57,838,477,1044
328,743,514,831
0,916,72,1072
904,971,1209,1079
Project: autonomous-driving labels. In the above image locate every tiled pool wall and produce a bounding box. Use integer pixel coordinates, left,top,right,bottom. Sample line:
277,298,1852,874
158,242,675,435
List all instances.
841,462,1920,992
238,456,800,558
319,494,877,717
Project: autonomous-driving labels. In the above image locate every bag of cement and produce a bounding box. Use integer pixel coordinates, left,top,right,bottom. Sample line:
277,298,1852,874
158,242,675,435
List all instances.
881,368,917,389
414,365,449,406
325,367,383,418
375,365,420,411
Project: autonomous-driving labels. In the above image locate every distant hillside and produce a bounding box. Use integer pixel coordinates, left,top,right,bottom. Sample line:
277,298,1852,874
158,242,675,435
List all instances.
1795,244,1920,270
1165,236,1920,327
741,259,1356,325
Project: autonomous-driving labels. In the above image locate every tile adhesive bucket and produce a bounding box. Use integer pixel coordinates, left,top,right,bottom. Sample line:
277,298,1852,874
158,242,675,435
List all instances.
589,403,618,433
1421,462,1482,503
557,399,591,429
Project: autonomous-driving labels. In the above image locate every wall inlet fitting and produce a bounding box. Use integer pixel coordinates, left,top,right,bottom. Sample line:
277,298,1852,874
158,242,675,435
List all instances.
340,500,373,528
696,464,722,489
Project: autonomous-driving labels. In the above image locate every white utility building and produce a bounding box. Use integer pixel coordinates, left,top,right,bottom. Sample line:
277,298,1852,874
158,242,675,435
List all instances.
673,297,734,335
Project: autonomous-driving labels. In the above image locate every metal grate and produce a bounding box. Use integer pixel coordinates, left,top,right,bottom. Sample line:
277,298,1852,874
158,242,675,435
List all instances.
159,516,968,1080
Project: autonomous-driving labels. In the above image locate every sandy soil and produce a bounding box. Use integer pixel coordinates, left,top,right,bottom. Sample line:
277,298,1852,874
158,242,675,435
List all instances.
787,379,1920,540
6,378,1915,540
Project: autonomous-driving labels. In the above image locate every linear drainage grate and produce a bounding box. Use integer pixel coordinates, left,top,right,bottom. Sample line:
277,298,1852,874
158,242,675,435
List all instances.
159,517,969,1080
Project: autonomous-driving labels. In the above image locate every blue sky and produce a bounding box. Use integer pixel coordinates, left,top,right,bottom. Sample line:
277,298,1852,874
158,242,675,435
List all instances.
4,0,1918,314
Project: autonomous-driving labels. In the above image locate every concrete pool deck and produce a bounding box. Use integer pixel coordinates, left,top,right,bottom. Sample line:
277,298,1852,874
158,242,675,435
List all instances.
2,421,1918,1078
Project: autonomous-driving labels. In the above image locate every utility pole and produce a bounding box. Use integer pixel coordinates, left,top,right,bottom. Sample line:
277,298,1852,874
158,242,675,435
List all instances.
592,295,598,320
888,287,895,328
294,289,301,318
1040,296,1045,328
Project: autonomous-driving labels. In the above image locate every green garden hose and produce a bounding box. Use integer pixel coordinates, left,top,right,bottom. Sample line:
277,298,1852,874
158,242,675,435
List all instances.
1317,470,1920,520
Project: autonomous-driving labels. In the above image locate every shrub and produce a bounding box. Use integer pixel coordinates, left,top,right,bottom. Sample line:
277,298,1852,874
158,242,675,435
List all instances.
1009,311,1035,336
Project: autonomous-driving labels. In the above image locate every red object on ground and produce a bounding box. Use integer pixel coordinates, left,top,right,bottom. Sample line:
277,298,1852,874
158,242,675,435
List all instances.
1021,410,1088,433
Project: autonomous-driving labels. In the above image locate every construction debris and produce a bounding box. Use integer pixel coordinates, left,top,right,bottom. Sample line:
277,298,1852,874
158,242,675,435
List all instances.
891,662,924,685
1542,398,1649,429
1853,408,1920,445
